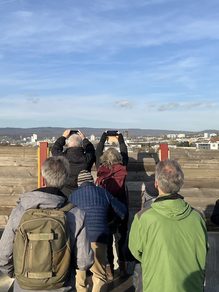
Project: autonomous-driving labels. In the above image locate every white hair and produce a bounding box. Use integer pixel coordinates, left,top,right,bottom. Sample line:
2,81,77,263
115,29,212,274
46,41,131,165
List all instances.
67,134,82,147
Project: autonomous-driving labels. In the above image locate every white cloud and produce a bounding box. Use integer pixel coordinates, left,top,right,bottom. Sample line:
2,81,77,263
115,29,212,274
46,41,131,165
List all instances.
1,3,219,55
115,100,133,109
147,101,218,112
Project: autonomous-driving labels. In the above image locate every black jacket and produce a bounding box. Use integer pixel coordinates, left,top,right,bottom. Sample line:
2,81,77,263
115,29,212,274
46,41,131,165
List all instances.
211,199,219,225
51,136,95,194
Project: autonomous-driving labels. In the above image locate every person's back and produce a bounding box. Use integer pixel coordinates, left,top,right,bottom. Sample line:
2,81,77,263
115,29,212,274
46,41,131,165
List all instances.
51,129,95,195
70,180,122,244
129,159,208,292
0,157,93,292
69,170,127,292
95,132,129,278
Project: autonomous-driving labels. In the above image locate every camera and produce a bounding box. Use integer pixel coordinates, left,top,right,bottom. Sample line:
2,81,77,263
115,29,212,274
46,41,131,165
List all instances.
69,130,79,135
106,130,119,136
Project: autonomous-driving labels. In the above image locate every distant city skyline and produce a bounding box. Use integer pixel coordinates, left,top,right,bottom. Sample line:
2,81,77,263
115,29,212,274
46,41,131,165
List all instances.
0,0,219,130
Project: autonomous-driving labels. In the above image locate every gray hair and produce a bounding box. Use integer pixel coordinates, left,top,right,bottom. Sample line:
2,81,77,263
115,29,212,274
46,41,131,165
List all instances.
42,156,70,188
67,134,82,147
155,159,184,194
100,147,122,167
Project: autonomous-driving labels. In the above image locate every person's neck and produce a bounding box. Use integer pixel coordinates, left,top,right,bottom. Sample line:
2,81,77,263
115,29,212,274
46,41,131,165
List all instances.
157,187,169,197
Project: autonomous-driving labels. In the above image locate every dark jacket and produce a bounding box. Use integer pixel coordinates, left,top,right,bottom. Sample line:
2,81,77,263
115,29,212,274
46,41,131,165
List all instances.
0,187,93,292
69,182,127,244
211,199,219,225
51,136,95,194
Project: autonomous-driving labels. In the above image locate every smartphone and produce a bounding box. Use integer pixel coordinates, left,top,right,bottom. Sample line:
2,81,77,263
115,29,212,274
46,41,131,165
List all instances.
106,130,119,136
69,130,78,135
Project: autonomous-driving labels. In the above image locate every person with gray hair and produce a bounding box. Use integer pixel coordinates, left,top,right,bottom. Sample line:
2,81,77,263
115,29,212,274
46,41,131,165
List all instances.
155,159,184,194
0,156,93,292
42,156,70,188
129,159,208,292
51,129,96,195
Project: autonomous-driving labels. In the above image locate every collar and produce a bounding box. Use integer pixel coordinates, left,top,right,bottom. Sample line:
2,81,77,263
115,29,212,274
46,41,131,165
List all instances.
154,193,184,203
79,181,94,187
33,187,68,201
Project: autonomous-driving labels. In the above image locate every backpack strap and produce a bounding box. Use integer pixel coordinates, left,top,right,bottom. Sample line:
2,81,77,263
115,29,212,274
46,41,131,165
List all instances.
59,202,74,212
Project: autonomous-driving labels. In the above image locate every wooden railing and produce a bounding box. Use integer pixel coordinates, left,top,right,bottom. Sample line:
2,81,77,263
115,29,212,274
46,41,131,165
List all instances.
0,146,219,230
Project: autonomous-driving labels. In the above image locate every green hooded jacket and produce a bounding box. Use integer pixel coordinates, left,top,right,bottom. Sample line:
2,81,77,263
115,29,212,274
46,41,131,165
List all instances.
129,194,208,292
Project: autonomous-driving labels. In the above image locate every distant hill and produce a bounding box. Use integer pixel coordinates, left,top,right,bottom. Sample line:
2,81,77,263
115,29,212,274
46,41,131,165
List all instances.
0,127,217,139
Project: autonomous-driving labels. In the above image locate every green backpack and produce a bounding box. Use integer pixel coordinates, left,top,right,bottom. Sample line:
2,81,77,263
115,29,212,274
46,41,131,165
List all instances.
13,203,74,290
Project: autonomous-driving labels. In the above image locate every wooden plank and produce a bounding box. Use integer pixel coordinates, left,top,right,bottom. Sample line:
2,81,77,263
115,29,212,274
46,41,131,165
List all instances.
0,196,20,205
0,166,37,177
0,185,36,196
183,169,219,179
170,148,219,160
183,180,219,189
0,146,37,154
0,157,37,167
0,215,9,229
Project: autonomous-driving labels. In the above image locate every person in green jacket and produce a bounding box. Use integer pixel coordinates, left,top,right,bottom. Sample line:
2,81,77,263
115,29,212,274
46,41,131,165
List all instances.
129,159,208,292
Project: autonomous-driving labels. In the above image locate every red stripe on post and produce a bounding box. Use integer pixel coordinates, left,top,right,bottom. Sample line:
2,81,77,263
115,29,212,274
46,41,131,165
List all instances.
38,142,48,188
159,143,169,161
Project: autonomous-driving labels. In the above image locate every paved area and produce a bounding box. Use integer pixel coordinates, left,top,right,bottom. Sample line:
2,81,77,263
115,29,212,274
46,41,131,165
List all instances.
0,271,134,292
0,273,13,292
1,232,219,292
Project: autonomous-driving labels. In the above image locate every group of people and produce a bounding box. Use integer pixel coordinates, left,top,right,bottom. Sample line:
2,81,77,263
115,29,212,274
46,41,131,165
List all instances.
0,129,213,292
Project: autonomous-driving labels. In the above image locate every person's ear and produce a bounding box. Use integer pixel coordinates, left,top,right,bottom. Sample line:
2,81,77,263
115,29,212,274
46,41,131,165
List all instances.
155,180,158,189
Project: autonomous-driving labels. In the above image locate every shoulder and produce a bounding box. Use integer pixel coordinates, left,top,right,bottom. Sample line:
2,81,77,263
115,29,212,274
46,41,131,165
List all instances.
136,205,153,220
6,203,26,231
191,207,206,222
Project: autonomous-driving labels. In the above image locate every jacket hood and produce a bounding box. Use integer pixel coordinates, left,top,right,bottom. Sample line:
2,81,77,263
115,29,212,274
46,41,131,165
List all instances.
18,187,67,210
96,164,127,189
151,194,192,220
65,147,85,162
97,164,127,179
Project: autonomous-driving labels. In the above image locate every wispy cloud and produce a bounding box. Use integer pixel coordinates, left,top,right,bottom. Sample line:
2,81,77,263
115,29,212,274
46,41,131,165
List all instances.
147,101,218,112
1,2,219,55
0,1,219,130
115,100,134,109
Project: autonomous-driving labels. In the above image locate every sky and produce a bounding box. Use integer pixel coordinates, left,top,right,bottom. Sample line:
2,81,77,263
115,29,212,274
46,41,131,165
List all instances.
0,0,219,131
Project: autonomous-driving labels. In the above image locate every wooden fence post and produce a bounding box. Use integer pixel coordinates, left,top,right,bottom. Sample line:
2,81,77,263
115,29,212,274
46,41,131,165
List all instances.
37,142,49,188
159,143,169,161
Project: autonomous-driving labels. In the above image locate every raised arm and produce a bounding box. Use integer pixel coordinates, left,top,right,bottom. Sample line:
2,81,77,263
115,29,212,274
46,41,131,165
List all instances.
118,133,129,166
78,131,96,171
95,132,107,168
51,129,71,156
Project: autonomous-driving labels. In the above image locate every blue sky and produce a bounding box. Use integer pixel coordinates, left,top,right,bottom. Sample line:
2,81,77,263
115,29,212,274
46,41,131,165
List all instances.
0,0,219,131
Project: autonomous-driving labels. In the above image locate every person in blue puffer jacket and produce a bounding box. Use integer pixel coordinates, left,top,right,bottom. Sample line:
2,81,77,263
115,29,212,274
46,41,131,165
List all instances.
69,170,127,292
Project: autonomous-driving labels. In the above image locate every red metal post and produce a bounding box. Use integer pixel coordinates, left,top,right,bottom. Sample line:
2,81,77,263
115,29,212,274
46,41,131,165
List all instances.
38,142,49,188
159,143,169,161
